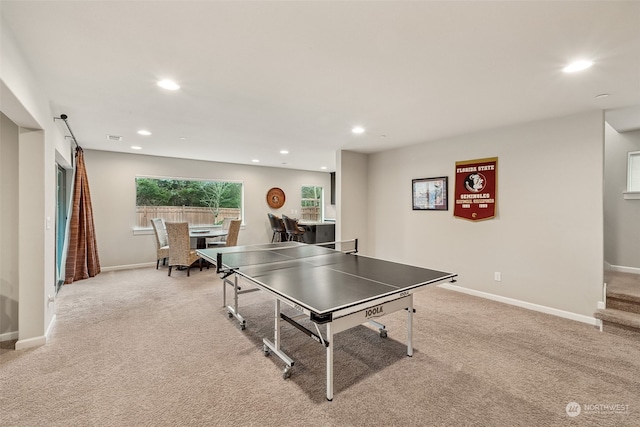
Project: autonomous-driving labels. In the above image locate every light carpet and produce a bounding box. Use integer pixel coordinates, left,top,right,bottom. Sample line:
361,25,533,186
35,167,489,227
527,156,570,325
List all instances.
1,266,639,426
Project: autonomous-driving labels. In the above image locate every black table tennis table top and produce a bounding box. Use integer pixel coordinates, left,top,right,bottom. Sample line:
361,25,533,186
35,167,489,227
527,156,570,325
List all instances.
197,242,456,316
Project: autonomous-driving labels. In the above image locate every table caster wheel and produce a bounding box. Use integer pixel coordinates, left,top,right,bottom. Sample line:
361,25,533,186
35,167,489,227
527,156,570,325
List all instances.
263,345,270,356
379,329,387,338
227,312,233,318
283,366,292,379
240,323,246,331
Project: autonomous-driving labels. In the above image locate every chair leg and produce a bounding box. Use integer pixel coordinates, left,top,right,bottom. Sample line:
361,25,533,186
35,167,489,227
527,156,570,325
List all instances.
156,259,160,269
187,266,191,277
168,266,172,276
199,259,203,271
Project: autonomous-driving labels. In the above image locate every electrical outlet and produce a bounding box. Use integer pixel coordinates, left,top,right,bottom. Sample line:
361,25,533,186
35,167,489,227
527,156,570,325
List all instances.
494,272,502,282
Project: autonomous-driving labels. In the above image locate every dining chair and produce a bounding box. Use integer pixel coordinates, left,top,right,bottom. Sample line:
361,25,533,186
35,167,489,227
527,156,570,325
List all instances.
150,218,169,269
282,215,305,242
224,219,242,247
206,217,235,248
267,213,286,242
165,222,204,276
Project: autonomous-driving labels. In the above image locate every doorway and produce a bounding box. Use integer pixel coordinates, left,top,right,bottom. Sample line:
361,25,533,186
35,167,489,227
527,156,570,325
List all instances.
55,164,68,293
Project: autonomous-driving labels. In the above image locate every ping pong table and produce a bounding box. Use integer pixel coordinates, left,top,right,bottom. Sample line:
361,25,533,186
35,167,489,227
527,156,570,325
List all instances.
197,240,456,401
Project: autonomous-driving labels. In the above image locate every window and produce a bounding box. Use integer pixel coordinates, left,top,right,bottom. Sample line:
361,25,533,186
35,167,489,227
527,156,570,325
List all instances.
135,177,243,228
627,151,640,192
301,186,323,222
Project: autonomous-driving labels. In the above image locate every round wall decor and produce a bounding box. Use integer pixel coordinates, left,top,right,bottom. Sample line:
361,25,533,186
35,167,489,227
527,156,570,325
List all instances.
266,187,286,209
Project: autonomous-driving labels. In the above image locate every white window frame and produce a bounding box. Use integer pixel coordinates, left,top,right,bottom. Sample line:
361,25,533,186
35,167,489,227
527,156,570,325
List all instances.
301,185,324,222
624,151,640,200
133,175,245,233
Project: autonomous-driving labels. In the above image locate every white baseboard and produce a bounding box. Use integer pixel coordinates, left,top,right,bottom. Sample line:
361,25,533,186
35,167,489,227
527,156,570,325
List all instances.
438,283,598,326
3,316,56,349
0,331,18,342
46,314,56,339
101,262,155,271
609,265,640,275
15,335,47,350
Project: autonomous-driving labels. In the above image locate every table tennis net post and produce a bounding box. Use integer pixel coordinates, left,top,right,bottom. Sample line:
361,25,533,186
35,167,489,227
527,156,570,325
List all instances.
215,239,358,274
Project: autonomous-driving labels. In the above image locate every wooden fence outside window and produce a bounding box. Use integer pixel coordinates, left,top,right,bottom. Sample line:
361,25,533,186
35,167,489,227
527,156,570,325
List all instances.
300,207,320,221
137,206,241,228
138,206,320,227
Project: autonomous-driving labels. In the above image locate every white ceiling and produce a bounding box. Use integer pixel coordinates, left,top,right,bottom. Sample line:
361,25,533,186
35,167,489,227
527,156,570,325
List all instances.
1,1,639,172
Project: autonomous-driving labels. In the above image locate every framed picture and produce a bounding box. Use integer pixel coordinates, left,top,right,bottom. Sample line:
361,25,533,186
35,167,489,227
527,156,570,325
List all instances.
412,176,448,211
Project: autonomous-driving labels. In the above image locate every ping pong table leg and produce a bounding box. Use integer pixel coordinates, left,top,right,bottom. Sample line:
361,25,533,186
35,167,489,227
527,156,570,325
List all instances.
326,322,334,401
224,275,246,330
222,276,227,308
233,276,240,321
407,294,414,357
262,299,294,379
274,299,282,352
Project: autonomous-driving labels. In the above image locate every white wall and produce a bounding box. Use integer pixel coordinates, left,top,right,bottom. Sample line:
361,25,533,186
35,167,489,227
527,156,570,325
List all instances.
1,14,72,348
366,111,604,318
0,113,19,341
604,124,640,271
336,150,369,253
83,150,334,268
0,7,610,344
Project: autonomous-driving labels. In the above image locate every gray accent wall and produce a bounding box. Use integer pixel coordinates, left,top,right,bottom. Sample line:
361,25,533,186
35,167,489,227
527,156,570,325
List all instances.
604,124,640,271
83,150,334,268
363,111,604,318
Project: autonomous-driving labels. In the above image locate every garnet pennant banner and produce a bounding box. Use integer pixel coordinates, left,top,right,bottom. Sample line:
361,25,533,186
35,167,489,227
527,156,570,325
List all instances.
454,157,498,221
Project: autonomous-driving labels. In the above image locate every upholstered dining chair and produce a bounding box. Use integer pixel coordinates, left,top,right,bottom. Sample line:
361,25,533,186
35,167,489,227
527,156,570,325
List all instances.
282,215,305,242
150,218,169,269
165,222,204,276
267,213,286,242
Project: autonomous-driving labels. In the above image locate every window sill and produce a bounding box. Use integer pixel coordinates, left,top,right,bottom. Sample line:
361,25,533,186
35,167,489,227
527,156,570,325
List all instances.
623,192,640,200
133,227,153,236
132,225,227,236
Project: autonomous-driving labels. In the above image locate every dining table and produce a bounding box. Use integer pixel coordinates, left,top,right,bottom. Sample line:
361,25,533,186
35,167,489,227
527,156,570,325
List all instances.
190,229,228,249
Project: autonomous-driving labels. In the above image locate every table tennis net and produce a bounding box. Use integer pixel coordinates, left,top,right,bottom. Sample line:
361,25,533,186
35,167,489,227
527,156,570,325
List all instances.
216,239,358,271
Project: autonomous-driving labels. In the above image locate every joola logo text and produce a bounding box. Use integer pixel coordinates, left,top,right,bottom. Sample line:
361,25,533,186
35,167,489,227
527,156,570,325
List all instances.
365,305,384,318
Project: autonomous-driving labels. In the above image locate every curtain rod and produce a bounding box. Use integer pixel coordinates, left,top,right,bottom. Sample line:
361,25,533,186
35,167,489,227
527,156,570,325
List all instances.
54,114,81,150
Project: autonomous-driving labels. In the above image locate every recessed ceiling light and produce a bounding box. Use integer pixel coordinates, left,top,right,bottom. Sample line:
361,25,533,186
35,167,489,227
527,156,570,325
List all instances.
157,79,180,90
179,137,187,140
352,126,365,134
563,60,593,73
252,159,260,163
320,166,327,170
131,146,142,150
595,93,610,99
280,150,289,154
137,130,151,136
